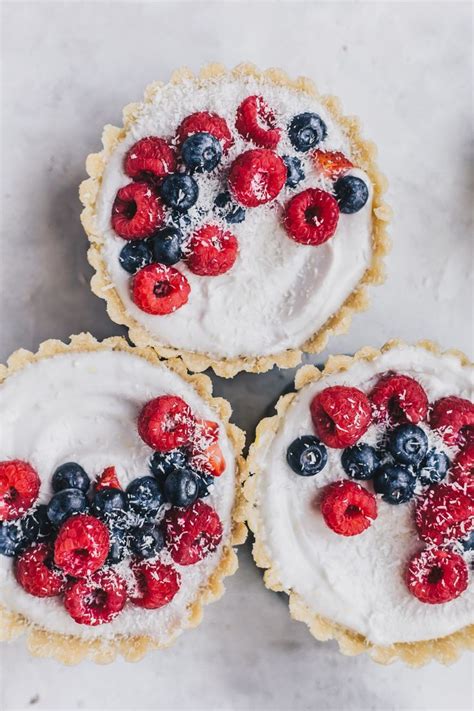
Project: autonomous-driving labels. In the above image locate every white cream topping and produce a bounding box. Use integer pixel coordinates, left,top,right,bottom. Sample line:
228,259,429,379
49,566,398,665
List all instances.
95,77,373,359
255,347,474,645
0,350,235,641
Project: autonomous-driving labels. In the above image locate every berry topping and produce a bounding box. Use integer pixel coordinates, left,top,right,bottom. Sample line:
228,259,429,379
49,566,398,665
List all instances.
430,396,474,447
197,473,215,499
160,174,199,213
461,530,474,551
451,444,474,489
284,188,339,246
54,514,110,577
0,513,42,557
107,527,128,564
149,448,189,482
119,239,152,274
190,441,226,478
164,500,223,566
129,522,165,559
182,132,222,172
418,450,450,486
388,424,429,467
286,436,328,477
126,476,163,516
52,462,90,493
282,155,305,189
177,111,233,153
124,137,176,182
30,504,53,541
406,548,468,605
341,444,380,480
138,395,195,452
94,466,122,492
132,263,190,315
214,192,246,224
373,463,416,505
312,150,353,180
0,460,40,522
92,488,129,520
334,175,369,214
15,543,66,598
235,95,281,149
46,489,88,527
310,386,372,449
288,112,327,152
370,373,429,425
131,559,181,609
186,224,238,277
228,149,286,208
320,480,377,536
149,226,184,266
415,483,474,545
111,182,164,240
64,569,127,625
163,469,200,507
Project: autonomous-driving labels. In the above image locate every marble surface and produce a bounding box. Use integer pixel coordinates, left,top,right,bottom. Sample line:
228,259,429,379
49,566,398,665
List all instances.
0,1,473,709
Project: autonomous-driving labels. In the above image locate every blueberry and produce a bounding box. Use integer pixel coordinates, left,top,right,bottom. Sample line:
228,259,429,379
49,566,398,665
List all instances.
119,240,152,274
286,436,328,476
334,176,369,214
163,469,200,507
149,226,184,266
126,476,163,515
197,473,215,499
160,174,199,212
341,444,380,480
214,192,246,224
288,113,327,152
30,504,53,540
129,523,165,559
107,527,128,564
182,132,222,172
461,530,474,552
373,463,416,504
418,449,450,485
165,210,192,230
0,515,40,557
92,488,129,520
149,449,189,483
388,424,428,467
52,462,90,493
47,489,88,526
282,156,305,188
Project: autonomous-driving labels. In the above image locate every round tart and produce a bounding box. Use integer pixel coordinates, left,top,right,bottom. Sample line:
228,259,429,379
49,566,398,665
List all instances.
244,341,474,665
80,63,390,377
0,334,246,663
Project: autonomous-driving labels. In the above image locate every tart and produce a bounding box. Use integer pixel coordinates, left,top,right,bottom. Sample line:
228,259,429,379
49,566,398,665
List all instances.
80,63,390,378
244,341,474,665
0,334,246,663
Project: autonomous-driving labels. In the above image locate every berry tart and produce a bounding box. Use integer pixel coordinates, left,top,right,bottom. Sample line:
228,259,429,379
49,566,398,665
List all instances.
80,63,390,377
244,341,474,665
0,334,246,663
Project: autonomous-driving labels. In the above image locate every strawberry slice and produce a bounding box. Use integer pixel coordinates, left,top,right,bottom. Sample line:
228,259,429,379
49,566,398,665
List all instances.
94,466,122,492
312,150,353,180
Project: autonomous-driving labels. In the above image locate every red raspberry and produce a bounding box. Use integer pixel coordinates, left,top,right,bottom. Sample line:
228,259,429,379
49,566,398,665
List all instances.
0,460,40,522
130,559,180,609
64,569,127,625
177,112,233,152
228,149,286,207
320,480,377,536
451,444,474,490
15,543,66,598
284,188,339,246
406,548,468,604
430,396,474,447
312,150,353,180
235,95,281,149
111,182,164,240
138,395,195,452
415,483,474,546
310,386,372,449
132,264,190,315
190,419,225,477
186,224,238,277
124,137,176,182
54,514,110,577
94,466,122,492
164,500,223,566
370,373,429,425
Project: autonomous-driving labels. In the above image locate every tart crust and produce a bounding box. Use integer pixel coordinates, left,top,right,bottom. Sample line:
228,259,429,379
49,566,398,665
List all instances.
243,339,474,666
0,333,247,664
80,63,391,378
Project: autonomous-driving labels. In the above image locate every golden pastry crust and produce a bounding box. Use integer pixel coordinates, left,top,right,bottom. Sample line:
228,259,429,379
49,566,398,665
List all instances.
80,63,391,378
243,339,474,666
0,333,247,664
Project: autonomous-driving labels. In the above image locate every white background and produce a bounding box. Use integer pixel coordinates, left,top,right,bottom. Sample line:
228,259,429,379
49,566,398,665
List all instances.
0,1,473,709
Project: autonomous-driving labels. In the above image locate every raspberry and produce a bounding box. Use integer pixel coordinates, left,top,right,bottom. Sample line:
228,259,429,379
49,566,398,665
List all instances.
228,149,286,208
310,386,372,449
177,112,233,152
111,182,164,240
138,395,195,452
415,483,474,546
451,444,474,490
320,480,377,536
94,466,122,492
132,264,190,315
406,548,468,604
54,514,110,577
430,396,474,447
124,137,176,182
235,95,281,149
15,543,66,598
283,188,339,246
186,224,238,277
0,460,40,522
370,373,429,425
164,500,223,566
130,559,180,609
64,569,127,625
312,150,353,180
